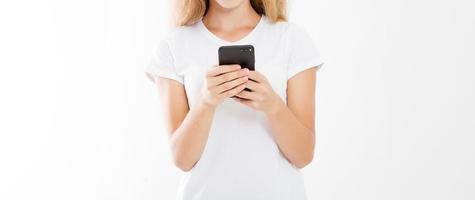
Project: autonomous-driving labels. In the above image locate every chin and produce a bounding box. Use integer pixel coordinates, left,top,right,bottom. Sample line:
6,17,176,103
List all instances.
215,0,246,9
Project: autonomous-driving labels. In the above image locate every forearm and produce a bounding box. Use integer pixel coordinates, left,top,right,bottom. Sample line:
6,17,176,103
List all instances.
265,102,315,168
169,99,216,171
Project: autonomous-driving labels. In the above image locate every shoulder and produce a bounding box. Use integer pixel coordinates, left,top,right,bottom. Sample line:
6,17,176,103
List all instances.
263,17,314,42
160,22,201,44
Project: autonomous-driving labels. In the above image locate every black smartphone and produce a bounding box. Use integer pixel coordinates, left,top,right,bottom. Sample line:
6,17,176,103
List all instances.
218,45,255,71
218,45,255,92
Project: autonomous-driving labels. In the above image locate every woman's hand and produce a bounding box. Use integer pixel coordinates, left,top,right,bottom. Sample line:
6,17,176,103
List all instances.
232,70,286,115
201,64,250,108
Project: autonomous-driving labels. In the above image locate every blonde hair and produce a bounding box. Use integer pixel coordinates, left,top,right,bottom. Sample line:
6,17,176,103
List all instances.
173,0,287,26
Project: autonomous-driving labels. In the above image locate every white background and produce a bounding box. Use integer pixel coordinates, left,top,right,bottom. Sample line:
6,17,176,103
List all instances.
1,0,474,199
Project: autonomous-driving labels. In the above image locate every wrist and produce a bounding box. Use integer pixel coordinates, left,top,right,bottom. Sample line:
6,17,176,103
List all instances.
198,98,217,111
265,98,286,116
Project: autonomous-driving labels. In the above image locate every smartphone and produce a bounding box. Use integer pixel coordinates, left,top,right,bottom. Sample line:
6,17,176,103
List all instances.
218,45,255,92
218,45,255,71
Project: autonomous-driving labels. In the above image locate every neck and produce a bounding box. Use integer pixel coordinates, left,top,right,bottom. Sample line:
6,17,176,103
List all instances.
203,0,261,31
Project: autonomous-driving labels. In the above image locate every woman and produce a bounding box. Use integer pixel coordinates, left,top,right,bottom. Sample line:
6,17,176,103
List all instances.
145,0,324,199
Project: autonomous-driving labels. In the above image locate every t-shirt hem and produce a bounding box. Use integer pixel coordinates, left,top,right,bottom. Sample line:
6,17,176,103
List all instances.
286,57,325,80
144,65,184,85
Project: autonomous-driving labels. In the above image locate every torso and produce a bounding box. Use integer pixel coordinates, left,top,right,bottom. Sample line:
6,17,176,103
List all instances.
165,15,308,200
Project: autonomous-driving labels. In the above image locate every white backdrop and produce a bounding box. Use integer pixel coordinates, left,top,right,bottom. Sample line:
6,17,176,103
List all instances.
0,0,474,199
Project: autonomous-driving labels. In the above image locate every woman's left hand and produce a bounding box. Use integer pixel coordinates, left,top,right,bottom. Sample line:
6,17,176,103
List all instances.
231,70,285,115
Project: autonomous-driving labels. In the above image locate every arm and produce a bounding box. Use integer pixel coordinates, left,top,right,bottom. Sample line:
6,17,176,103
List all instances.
265,67,317,169
155,77,216,172
233,66,318,169
154,64,249,172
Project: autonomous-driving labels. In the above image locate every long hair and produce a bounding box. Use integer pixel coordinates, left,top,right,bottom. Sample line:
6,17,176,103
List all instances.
173,0,287,26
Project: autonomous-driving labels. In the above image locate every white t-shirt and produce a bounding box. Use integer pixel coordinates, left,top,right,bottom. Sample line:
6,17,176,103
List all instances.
145,15,324,200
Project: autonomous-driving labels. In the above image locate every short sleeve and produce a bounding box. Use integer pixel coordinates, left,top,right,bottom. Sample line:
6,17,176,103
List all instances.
144,37,184,84
286,24,325,80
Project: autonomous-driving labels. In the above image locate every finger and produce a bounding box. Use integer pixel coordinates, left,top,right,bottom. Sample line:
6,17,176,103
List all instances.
207,64,241,77
244,80,261,91
216,76,248,94
232,96,253,107
247,70,267,83
212,68,249,86
235,90,259,100
208,68,248,87
219,82,247,98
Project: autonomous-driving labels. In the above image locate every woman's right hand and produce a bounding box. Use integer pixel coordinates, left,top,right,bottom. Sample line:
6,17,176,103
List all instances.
200,64,250,107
